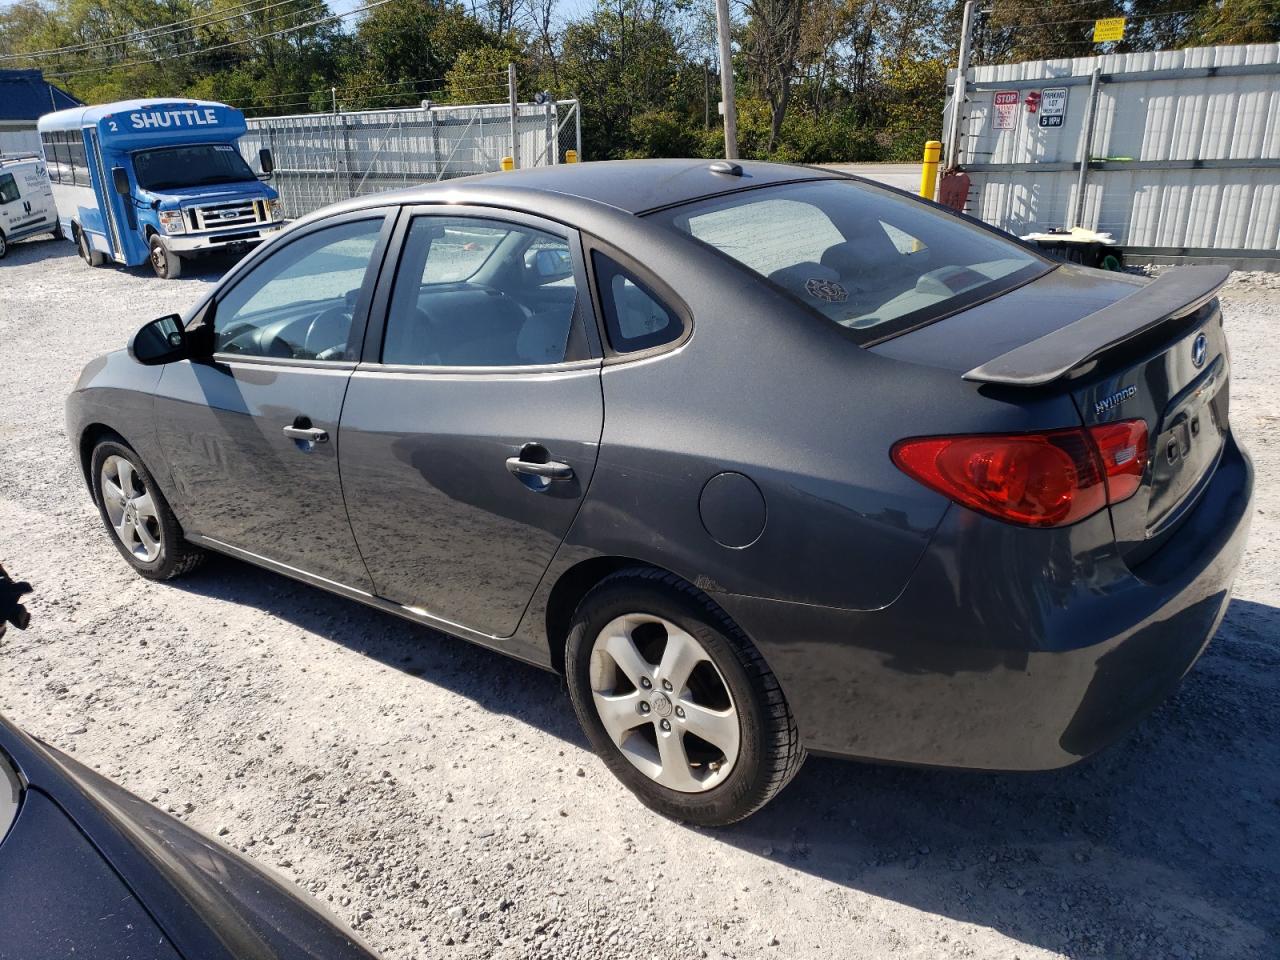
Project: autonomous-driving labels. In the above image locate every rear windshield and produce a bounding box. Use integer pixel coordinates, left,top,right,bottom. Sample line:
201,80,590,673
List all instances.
650,179,1049,343
132,143,255,191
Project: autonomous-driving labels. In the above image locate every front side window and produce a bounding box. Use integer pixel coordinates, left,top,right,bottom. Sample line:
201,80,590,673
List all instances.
133,143,256,191
213,218,383,361
651,179,1048,343
382,216,580,367
0,174,18,205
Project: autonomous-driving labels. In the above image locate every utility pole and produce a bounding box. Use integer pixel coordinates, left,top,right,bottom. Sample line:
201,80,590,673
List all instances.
945,0,976,170
508,62,521,170
714,0,738,160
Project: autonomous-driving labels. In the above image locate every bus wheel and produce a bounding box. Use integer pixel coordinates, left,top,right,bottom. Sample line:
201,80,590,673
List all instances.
149,235,182,280
76,227,105,267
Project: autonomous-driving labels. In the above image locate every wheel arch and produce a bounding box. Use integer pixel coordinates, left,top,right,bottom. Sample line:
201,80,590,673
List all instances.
543,556,738,676
78,423,129,490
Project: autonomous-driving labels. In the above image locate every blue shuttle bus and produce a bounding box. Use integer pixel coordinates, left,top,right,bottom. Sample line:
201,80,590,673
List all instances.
37,98,283,278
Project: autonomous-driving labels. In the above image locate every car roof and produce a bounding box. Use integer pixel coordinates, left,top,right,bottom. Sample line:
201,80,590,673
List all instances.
317,158,846,222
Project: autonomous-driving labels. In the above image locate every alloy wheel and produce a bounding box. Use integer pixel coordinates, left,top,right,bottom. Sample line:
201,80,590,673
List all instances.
588,614,740,793
100,455,163,563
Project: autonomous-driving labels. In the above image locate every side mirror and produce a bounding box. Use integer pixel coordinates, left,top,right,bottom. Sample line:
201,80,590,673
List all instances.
258,148,274,176
128,314,188,366
527,247,572,280
111,166,130,197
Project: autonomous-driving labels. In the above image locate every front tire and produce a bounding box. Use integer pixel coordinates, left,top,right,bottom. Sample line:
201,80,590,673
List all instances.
0,229,7,259
149,234,182,279
565,568,805,825
90,439,204,580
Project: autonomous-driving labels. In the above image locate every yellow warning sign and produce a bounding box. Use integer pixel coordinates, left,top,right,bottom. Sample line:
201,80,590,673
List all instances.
1093,17,1126,42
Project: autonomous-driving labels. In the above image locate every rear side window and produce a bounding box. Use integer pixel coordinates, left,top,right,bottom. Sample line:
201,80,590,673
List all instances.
0,174,18,205
382,216,580,367
592,253,682,353
651,180,1048,344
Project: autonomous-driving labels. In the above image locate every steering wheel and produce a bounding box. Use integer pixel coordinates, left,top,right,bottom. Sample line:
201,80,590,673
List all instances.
303,305,353,360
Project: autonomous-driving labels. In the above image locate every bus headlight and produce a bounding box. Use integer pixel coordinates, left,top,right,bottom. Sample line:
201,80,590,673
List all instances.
268,198,283,221
158,210,186,235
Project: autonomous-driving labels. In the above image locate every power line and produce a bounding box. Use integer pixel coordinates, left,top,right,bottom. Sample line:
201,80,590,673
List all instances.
44,0,392,79
0,0,314,64
981,0,1131,12
986,8,1203,27
237,80,512,113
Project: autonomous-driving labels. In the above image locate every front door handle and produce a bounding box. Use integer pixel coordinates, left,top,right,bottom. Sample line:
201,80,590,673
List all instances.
506,443,573,482
283,424,329,443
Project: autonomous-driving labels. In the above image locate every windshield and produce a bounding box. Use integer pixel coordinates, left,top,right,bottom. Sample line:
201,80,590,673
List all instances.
132,143,255,191
650,179,1050,344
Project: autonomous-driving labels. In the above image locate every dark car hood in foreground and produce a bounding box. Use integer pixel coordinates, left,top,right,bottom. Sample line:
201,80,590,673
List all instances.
868,263,1148,373
0,715,379,960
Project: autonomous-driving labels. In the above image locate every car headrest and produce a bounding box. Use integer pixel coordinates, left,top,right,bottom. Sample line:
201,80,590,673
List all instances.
821,236,902,277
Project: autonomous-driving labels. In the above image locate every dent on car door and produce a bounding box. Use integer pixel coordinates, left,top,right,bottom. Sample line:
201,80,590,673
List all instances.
339,210,604,645
154,212,393,589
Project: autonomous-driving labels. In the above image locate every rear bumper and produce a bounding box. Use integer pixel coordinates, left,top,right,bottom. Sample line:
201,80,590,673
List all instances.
714,435,1254,770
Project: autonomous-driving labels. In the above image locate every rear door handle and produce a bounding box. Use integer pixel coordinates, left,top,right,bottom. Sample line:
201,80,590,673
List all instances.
505,457,573,481
283,425,329,443
505,443,573,482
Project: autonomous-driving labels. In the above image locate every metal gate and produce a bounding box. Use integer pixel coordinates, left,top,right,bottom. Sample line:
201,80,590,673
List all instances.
240,99,582,219
945,43,1280,266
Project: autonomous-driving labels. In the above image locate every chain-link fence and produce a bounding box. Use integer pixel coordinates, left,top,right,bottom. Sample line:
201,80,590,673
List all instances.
239,99,581,219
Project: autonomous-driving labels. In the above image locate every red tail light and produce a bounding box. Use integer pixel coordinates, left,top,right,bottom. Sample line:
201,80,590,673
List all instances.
891,420,1149,528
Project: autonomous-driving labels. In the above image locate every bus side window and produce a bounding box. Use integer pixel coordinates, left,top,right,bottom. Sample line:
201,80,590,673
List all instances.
41,133,60,184
69,136,89,186
53,132,72,185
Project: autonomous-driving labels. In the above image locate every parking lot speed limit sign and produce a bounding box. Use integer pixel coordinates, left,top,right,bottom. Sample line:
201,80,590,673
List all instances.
1039,88,1068,128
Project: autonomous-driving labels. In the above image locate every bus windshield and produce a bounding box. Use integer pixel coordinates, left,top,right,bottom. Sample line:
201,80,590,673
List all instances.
132,143,256,191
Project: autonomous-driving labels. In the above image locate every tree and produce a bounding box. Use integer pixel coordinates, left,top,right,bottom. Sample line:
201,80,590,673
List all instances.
558,0,689,159
742,0,806,150
339,0,495,107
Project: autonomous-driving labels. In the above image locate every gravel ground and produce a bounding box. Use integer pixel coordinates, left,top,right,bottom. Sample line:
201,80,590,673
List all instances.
1,235,1278,960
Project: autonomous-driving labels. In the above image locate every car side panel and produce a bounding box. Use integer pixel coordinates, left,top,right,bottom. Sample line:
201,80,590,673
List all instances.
65,350,182,514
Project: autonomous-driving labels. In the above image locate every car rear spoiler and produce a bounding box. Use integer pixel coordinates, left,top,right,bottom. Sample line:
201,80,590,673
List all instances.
963,265,1231,387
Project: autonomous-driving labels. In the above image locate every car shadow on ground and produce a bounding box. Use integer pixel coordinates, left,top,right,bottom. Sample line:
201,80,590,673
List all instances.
168,552,585,745
170,554,1280,959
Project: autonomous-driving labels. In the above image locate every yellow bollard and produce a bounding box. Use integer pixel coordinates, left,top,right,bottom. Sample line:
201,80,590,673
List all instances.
500,156,514,171
564,149,578,164
919,140,942,201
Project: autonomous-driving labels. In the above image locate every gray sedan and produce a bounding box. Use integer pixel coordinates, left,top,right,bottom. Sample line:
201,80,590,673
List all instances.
66,160,1253,825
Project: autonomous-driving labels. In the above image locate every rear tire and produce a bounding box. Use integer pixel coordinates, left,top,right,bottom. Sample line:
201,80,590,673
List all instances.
51,220,64,241
0,229,7,259
149,234,181,279
564,568,805,825
90,438,204,581
76,226,105,266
